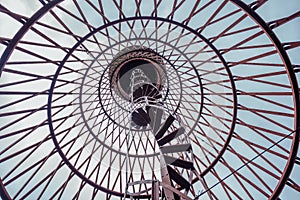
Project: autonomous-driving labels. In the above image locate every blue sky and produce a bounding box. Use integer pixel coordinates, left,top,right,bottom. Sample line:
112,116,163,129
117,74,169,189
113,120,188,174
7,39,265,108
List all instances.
0,0,299,199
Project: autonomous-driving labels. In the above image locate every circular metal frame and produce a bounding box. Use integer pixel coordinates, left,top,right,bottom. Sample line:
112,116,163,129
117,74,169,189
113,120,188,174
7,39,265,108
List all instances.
0,0,299,199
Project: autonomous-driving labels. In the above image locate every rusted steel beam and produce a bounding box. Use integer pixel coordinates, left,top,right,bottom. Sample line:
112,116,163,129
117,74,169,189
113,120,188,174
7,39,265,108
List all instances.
268,11,300,29
0,178,11,200
0,0,64,75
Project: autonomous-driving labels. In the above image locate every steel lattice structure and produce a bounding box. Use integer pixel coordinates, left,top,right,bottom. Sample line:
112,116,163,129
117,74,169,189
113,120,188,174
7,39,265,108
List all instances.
0,0,300,199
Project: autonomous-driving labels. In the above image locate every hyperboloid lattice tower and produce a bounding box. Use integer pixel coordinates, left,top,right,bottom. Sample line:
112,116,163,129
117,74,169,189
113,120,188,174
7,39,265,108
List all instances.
0,0,300,199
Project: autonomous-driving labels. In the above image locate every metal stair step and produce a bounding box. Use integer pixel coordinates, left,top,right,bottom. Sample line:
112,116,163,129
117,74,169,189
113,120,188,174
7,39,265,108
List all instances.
164,155,193,169
160,144,192,154
167,165,191,190
155,115,175,140
158,127,185,146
